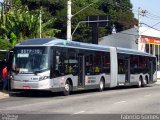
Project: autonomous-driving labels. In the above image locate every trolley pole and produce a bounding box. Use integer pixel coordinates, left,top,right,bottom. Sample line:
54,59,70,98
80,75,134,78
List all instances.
67,0,72,41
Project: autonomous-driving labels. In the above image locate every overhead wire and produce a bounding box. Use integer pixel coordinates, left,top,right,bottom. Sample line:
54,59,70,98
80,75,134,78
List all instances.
141,22,160,33
147,12,160,19
131,7,160,34
145,15,160,21
88,1,160,37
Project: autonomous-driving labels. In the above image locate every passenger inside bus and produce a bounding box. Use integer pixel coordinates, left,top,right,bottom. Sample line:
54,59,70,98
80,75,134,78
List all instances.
65,64,73,74
40,57,48,70
26,58,33,71
95,66,100,73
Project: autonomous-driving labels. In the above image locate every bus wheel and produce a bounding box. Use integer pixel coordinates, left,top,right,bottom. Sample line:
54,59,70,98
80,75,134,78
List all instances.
142,77,148,87
63,80,71,96
138,77,142,88
99,78,105,92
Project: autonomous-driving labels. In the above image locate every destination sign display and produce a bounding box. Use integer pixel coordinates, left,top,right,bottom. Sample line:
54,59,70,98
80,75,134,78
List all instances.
16,48,44,54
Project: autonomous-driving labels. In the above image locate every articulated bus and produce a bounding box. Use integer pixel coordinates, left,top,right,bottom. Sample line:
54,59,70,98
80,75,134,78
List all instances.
10,38,157,95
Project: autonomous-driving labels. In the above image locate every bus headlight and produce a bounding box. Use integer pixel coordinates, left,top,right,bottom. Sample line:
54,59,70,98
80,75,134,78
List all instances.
39,76,49,81
10,75,13,80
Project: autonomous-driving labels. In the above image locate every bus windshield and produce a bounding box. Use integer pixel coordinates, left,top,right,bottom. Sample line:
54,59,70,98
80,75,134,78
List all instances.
12,47,49,74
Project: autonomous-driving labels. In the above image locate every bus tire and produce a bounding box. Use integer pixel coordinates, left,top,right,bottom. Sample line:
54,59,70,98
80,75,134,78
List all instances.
63,80,71,96
138,77,142,88
142,76,148,87
99,78,105,92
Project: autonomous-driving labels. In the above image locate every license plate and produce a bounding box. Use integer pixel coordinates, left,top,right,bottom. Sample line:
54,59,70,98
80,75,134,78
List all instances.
23,86,30,90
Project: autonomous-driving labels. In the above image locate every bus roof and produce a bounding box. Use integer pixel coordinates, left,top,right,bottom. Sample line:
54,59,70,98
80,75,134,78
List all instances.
16,38,111,52
16,38,155,57
117,47,155,57
17,38,55,45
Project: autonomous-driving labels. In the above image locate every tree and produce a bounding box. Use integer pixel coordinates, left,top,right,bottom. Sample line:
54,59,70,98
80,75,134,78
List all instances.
9,32,17,48
20,0,104,42
98,0,137,31
0,39,11,50
7,0,137,43
0,4,60,49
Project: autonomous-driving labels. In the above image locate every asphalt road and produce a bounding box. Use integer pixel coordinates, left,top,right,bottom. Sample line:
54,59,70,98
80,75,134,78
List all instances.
0,84,160,120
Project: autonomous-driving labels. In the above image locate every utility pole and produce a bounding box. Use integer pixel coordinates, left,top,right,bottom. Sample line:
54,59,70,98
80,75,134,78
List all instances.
67,0,72,41
138,7,147,52
67,0,99,41
138,7,142,51
39,8,42,38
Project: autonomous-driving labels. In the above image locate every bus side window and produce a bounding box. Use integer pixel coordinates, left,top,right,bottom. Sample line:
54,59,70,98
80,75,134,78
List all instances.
130,55,139,74
85,55,90,75
67,48,78,75
54,51,61,76
94,52,101,74
53,49,66,77
85,51,94,75
118,54,126,74
104,52,110,74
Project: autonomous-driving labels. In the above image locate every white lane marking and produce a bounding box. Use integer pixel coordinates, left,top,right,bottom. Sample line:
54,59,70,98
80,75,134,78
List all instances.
144,94,151,97
114,101,126,104
73,111,85,114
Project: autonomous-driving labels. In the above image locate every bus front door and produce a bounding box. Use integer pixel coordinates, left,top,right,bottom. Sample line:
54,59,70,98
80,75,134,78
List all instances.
125,59,130,83
78,55,85,88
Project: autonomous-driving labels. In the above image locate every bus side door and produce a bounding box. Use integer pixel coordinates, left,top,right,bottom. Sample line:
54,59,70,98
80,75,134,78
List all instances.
125,58,130,83
149,61,153,82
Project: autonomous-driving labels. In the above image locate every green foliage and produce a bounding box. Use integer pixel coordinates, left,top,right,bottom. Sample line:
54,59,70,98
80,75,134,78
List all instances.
0,6,39,41
12,0,22,7
20,0,137,43
0,0,137,46
98,0,136,31
41,17,61,38
0,4,60,49
0,39,11,50
9,32,17,48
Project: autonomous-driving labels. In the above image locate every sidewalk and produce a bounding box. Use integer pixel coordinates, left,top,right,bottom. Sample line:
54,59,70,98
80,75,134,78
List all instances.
0,91,9,99
155,79,160,84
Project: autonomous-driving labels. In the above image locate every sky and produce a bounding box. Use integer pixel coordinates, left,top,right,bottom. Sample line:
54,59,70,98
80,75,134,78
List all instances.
130,0,160,29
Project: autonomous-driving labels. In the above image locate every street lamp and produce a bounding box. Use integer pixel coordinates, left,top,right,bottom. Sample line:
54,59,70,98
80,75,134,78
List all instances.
71,19,109,40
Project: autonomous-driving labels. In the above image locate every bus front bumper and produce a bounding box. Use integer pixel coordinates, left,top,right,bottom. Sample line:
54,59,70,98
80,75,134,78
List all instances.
11,80,51,90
